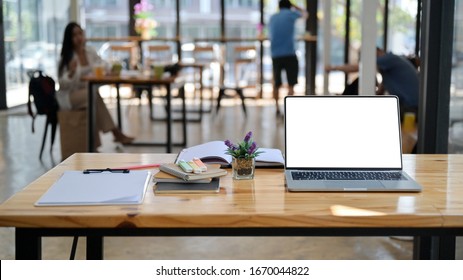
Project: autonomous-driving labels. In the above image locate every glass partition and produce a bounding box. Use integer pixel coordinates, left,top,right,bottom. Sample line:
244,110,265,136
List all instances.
3,0,70,107
386,0,418,55
82,0,129,53
148,0,176,38
224,0,260,85
179,0,221,88
180,0,220,42
449,0,463,153
326,0,418,95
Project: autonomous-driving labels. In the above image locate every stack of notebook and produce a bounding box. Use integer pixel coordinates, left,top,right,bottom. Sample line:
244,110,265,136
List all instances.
153,163,227,193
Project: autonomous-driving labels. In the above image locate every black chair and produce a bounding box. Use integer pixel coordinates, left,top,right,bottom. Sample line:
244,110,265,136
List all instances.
216,86,247,116
38,109,58,160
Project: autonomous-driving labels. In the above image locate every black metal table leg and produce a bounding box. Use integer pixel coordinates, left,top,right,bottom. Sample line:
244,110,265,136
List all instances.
437,235,456,259
87,235,104,260
166,83,172,153
16,228,41,260
87,82,95,152
181,85,187,146
413,236,432,259
116,83,122,130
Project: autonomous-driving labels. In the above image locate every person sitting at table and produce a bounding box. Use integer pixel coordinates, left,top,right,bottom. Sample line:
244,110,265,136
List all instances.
326,47,419,121
57,22,134,146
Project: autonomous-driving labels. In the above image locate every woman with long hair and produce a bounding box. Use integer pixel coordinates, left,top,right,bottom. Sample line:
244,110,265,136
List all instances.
57,22,134,146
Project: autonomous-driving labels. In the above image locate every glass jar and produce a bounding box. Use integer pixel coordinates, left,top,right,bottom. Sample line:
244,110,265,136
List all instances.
232,157,255,180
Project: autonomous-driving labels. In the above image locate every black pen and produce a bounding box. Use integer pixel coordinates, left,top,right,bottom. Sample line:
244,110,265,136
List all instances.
83,168,130,174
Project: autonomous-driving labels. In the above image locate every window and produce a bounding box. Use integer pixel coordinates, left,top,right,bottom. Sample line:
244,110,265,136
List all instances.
225,0,260,84
326,0,418,94
449,0,463,153
82,0,129,38
180,0,193,7
180,0,220,41
386,0,418,55
3,0,70,107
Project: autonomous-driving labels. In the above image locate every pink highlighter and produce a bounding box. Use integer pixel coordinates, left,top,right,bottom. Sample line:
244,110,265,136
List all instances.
193,157,207,172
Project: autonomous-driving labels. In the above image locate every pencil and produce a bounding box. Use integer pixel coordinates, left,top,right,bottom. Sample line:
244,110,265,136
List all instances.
114,163,162,170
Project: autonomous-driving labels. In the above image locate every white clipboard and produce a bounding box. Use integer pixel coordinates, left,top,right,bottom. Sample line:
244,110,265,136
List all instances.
35,170,151,206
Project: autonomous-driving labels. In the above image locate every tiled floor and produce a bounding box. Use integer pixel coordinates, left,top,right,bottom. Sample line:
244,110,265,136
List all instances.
0,93,461,259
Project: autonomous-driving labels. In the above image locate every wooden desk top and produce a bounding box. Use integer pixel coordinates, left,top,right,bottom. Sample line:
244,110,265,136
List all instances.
86,36,316,44
82,73,179,85
87,36,180,42
194,36,317,42
0,153,462,229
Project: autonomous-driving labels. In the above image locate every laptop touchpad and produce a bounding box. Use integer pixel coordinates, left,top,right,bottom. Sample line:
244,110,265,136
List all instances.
323,181,385,189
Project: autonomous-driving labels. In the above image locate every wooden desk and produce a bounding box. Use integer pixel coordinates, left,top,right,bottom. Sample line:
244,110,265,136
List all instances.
0,153,462,260
82,74,186,153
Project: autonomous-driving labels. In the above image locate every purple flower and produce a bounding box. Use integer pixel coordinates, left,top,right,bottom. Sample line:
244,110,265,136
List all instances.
224,131,262,159
225,140,239,151
224,140,233,148
244,131,252,142
248,142,257,154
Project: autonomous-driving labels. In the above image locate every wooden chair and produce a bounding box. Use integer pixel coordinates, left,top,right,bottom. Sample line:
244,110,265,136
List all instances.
216,86,247,116
234,45,258,88
146,44,174,66
109,43,139,70
192,44,220,90
108,43,147,107
182,44,220,113
215,45,257,116
143,44,175,117
142,44,187,120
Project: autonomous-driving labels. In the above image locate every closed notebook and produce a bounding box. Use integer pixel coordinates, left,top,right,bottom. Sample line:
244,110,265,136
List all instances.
159,163,227,181
153,170,212,183
155,178,221,193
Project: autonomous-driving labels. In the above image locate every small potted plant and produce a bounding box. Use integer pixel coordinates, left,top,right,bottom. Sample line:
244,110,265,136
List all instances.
225,131,263,180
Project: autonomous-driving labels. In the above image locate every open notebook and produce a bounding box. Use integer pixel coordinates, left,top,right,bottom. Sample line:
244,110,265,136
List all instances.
176,141,284,168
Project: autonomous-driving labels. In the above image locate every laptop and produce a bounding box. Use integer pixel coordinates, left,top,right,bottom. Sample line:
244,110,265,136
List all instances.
284,95,422,192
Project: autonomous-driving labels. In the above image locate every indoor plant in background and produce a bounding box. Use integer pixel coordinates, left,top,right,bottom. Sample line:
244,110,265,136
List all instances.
225,131,263,180
134,0,158,40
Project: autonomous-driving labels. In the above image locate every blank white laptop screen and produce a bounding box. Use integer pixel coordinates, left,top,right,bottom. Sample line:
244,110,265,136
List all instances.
285,96,402,169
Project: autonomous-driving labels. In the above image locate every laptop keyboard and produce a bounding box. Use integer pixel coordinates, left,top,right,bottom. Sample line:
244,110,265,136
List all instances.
291,171,406,181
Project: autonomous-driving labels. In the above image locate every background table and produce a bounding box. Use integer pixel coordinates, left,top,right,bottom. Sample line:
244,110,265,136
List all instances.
82,74,186,153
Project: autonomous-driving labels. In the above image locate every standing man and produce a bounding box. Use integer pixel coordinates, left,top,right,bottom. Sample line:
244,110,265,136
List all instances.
268,0,307,114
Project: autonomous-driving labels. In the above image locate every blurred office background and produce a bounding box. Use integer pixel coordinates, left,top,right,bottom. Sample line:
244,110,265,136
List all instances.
1,0,462,152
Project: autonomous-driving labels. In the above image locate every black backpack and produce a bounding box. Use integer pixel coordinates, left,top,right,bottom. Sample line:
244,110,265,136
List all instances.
27,70,59,133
